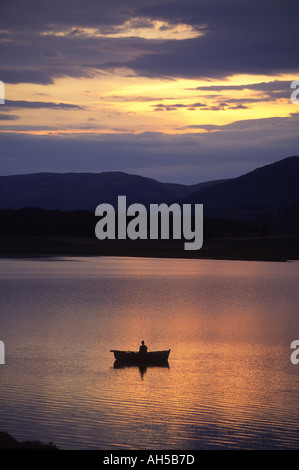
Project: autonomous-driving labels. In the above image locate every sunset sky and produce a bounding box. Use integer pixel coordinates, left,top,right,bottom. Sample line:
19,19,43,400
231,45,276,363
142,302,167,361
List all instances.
0,0,298,183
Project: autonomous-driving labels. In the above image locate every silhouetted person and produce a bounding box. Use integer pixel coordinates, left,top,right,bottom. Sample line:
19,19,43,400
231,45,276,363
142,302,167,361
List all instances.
139,340,148,354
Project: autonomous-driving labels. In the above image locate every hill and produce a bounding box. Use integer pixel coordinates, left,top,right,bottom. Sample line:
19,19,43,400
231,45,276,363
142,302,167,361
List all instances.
175,156,299,225
0,171,224,211
0,156,298,260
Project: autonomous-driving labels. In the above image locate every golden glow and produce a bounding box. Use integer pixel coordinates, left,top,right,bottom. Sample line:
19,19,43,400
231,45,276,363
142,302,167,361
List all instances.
1,73,296,136
40,18,204,40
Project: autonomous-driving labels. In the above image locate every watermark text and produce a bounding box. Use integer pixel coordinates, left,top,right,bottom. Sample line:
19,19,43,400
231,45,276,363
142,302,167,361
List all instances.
290,340,299,365
0,340,5,364
0,80,4,104
290,80,299,104
95,196,203,250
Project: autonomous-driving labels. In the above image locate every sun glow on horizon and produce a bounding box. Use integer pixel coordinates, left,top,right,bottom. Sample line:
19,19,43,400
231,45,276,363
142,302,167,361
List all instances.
1,73,296,136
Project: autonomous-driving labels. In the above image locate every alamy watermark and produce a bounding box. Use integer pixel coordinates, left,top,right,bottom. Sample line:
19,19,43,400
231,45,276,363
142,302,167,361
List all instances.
0,340,5,364
95,196,203,250
290,80,299,104
290,340,299,365
0,80,4,104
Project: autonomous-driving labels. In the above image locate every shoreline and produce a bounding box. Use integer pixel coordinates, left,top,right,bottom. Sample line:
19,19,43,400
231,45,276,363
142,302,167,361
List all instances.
0,235,298,262
0,431,58,450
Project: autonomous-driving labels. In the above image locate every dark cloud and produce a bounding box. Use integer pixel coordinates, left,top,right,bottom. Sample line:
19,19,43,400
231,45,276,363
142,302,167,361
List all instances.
0,26,149,84
0,1,298,84
124,35,297,80
182,80,294,110
193,80,294,102
126,0,299,79
152,103,188,111
0,0,139,30
0,69,58,85
0,114,298,183
110,95,170,102
204,105,226,111
1,1,297,183
4,99,84,110
228,105,249,110
151,100,251,111
0,113,19,120
193,80,293,92
152,102,207,111
186,114,299,132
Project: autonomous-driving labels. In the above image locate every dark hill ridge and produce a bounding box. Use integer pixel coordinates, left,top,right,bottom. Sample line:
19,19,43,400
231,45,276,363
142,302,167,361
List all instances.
0,157,298,225
175,156,299,221
0,171,223,211
0,156,299,255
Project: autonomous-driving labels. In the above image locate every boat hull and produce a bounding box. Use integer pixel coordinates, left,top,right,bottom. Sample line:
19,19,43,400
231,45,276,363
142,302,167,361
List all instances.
110,349,170,365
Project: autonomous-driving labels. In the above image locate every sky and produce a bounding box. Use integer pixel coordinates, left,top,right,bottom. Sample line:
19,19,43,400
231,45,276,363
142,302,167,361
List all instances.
0,0,298,184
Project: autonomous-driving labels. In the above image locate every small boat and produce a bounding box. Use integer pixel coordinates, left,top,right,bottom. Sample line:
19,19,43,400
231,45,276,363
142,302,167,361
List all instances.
110,349,170,365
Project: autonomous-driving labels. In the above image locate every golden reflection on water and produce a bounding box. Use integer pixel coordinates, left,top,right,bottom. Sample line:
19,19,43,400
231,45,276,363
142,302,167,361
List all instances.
0,257,298,449
101,339,295,449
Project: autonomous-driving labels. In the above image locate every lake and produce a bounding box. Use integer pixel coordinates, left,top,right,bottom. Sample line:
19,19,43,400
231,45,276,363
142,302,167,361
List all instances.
0,256,298,450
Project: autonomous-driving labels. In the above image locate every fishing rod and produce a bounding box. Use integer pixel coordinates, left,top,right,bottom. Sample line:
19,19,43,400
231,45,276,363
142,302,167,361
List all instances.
147,322,169,349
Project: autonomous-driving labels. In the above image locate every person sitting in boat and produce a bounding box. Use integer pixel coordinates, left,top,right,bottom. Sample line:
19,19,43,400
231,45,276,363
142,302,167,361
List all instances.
139,340,148,354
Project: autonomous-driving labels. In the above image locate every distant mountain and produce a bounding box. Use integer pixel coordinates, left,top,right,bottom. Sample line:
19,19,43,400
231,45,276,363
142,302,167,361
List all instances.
0,157,298,229
1,157,298,256
0,171,226,211
175,156,299,222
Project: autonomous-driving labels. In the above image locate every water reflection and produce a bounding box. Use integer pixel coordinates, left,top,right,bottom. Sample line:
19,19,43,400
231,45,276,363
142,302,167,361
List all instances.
113,360,170,379
0,257,298,450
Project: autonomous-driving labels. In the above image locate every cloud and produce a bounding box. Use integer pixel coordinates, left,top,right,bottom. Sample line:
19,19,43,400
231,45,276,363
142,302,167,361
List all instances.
152,102,207,111
193,80,294,103
0,0,134,31
194,80,293,92
0,113,19,120
0,1,298,84
186,114,299,132
152,103,187,111
180,79,295,110
4,99,84,110
228,104,249,110
125,0,299,79
151,100,250,111
1,1,297,186
0,29,160,84
0,113,298,183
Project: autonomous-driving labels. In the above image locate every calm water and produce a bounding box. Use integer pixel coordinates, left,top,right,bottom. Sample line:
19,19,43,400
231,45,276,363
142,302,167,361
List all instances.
0,256,298,450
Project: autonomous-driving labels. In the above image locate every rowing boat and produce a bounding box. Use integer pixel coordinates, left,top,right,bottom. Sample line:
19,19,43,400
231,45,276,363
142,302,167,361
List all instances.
110,349,170,365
